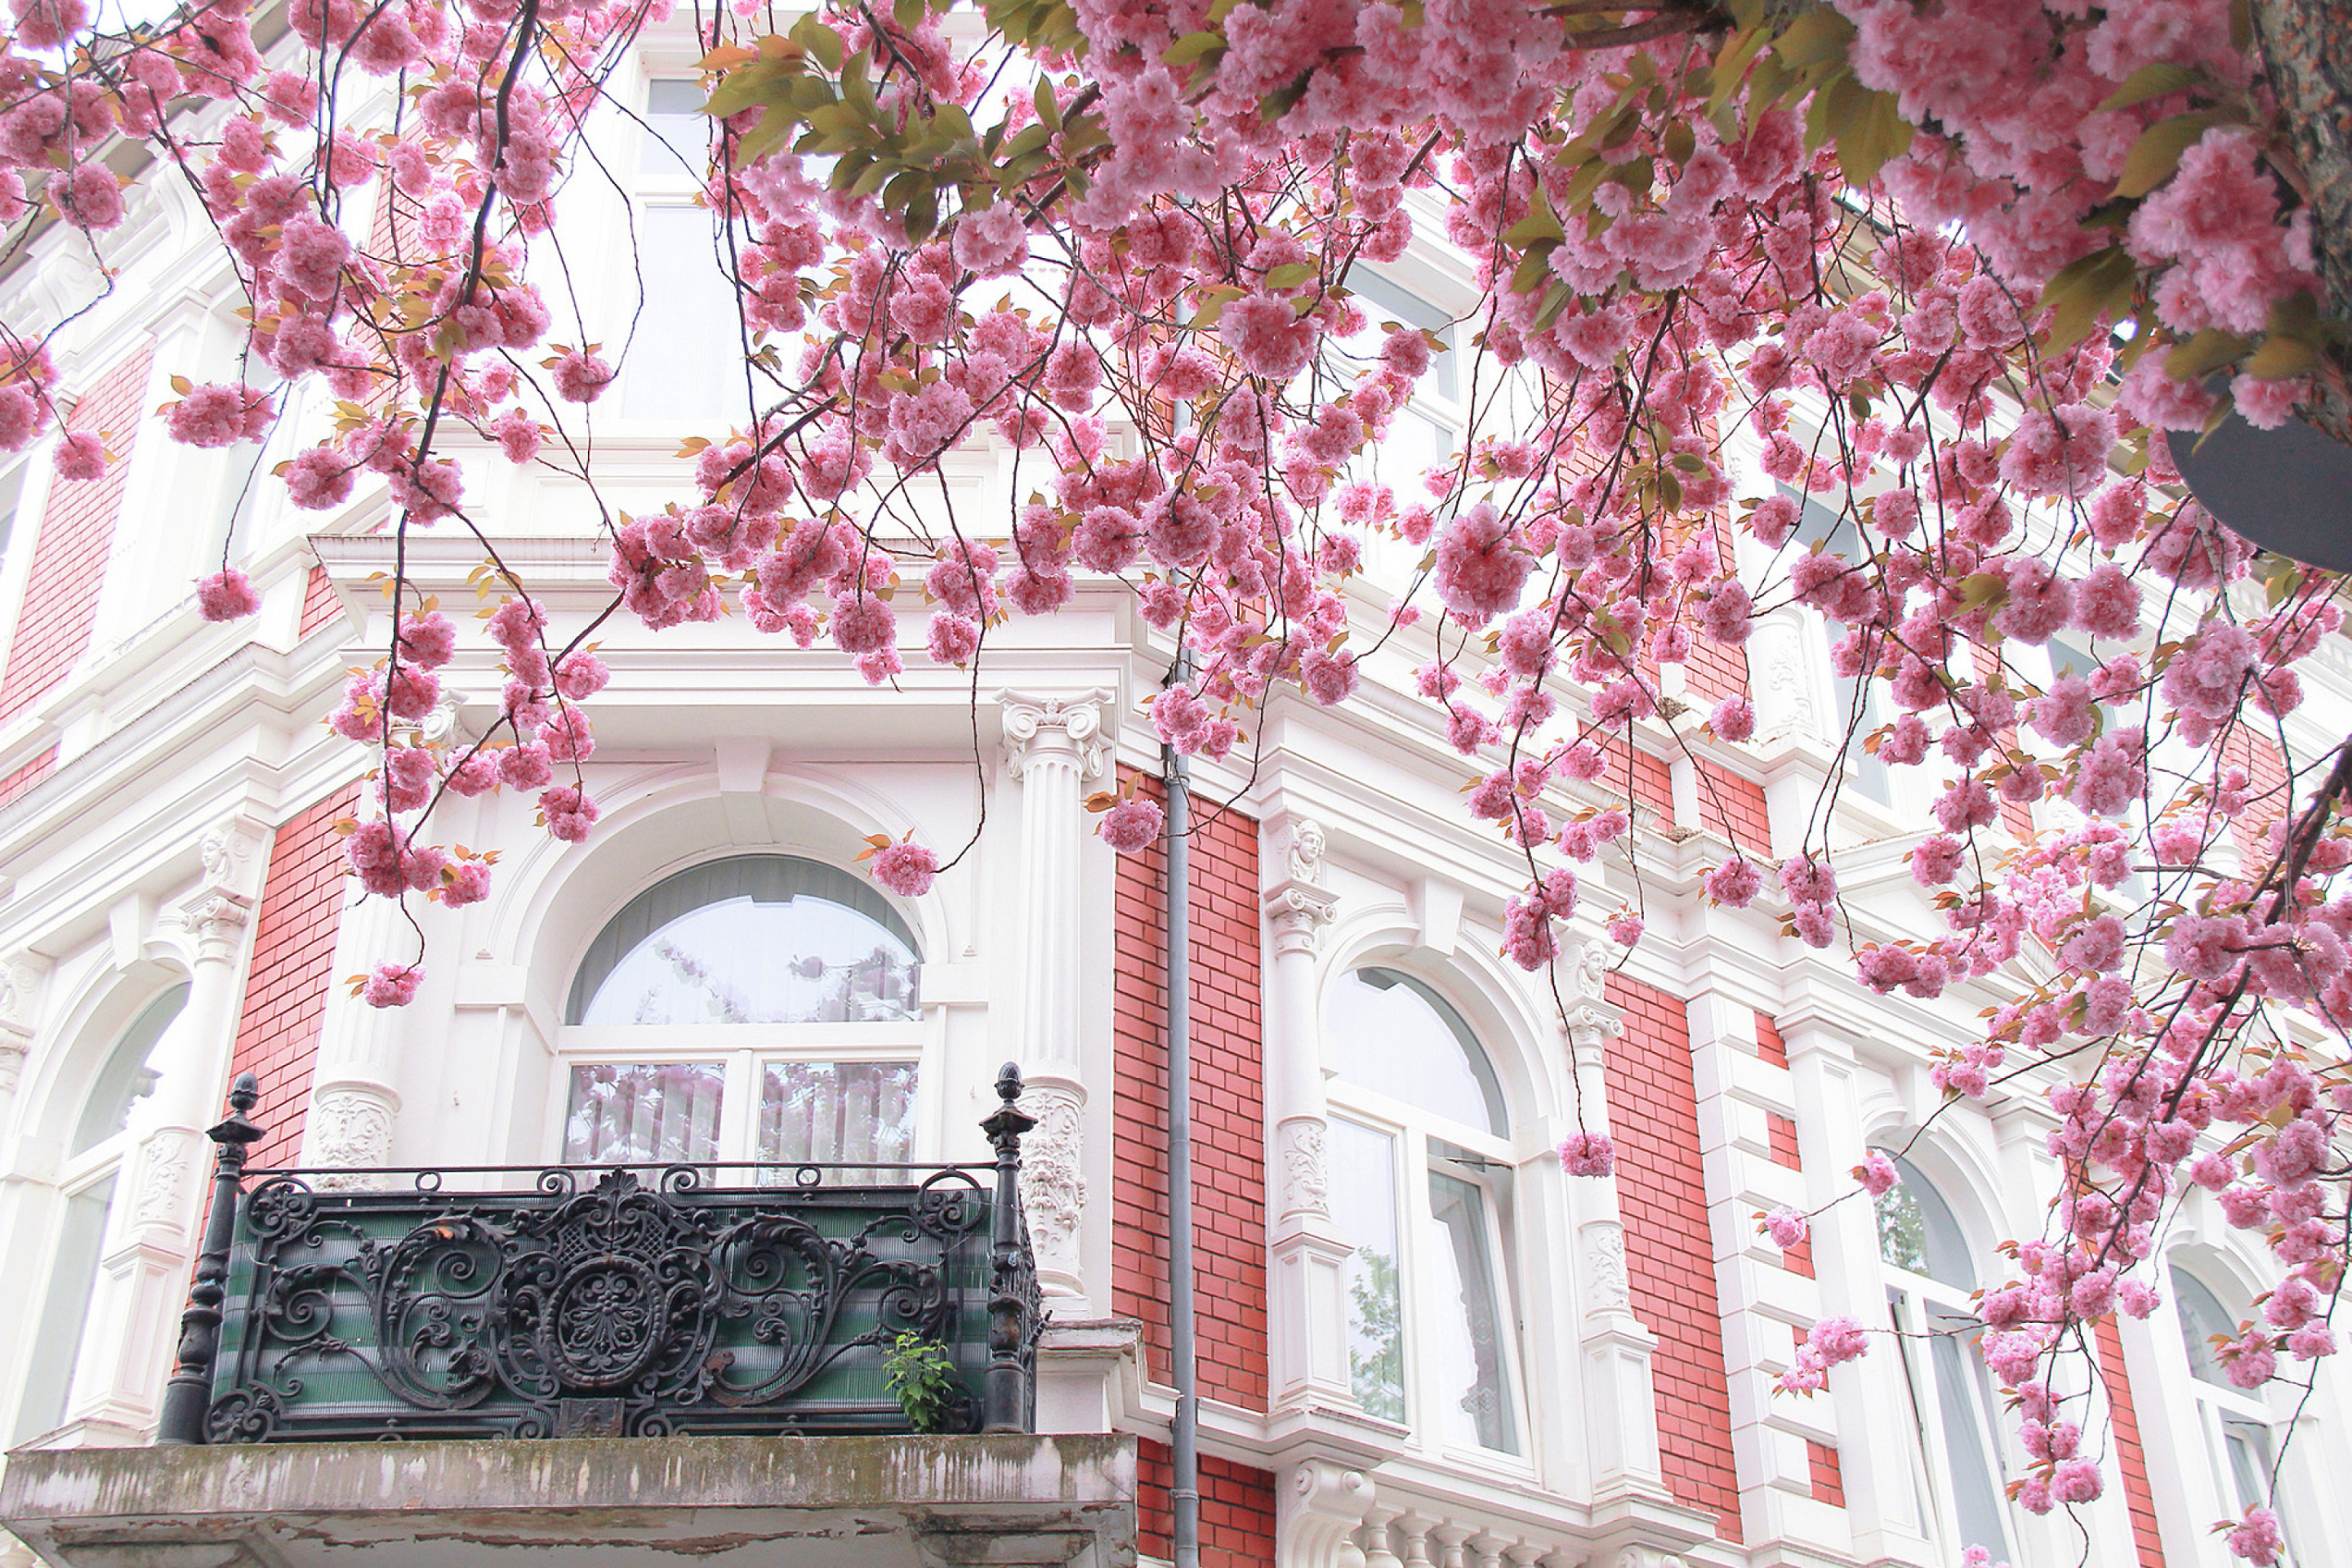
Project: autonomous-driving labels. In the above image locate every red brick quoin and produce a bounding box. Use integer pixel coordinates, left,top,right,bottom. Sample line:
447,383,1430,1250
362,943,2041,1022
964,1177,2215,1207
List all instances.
229,787,357,1169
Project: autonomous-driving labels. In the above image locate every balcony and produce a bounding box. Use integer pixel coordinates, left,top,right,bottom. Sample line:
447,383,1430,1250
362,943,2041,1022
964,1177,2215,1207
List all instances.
1,1066,1139,1568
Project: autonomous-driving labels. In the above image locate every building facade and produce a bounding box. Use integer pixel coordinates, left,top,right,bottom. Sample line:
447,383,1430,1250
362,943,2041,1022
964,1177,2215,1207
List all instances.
0,20,2347,1568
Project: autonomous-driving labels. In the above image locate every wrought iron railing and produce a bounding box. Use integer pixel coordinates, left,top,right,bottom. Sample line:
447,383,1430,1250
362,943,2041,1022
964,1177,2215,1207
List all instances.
154,1064,1045,1445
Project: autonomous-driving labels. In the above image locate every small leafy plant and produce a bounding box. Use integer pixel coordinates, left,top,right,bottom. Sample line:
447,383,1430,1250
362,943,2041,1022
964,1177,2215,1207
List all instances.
883,1332,960,1434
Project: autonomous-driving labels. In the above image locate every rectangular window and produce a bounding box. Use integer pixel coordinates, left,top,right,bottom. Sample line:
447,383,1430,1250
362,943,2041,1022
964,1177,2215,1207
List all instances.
1792,488,1893,804
758,1060,917,1180
618,203,754,425
1329,1116,1405,1423
13,1174,114,1444
639,77,711,176
562,1061,725,1163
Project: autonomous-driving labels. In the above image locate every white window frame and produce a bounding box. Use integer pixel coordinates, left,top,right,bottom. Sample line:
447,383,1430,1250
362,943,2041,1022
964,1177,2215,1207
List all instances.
1324,966,1534,1470
1873,1159,2024,1567
2168,1261,2311,1566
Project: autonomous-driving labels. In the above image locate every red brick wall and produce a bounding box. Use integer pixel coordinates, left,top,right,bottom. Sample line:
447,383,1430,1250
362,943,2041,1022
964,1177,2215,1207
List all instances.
1605,973,1743,1542
1137,1441,1277,1567
1601,733,1677,824
230,787,356,1169
0,350,151,724
1806,1439,1846,1507
2096,1318,2166,1568
1753,1013,1788,1067
1111,768,1268,1411
1694,759,1769,851
0,744,55,808
297,564,343,637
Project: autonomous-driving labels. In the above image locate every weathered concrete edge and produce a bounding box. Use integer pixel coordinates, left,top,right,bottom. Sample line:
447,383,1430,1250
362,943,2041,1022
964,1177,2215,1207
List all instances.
0,1433,1138,1528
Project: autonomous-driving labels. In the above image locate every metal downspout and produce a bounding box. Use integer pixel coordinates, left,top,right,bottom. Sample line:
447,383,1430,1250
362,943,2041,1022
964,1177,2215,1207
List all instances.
1163,675,1200,1568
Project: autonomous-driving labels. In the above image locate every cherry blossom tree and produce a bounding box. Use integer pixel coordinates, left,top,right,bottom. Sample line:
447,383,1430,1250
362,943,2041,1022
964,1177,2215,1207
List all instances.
1,0,2348,1557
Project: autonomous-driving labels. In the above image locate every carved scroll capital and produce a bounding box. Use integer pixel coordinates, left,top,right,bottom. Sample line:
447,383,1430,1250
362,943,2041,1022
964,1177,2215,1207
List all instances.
999,689,1112,781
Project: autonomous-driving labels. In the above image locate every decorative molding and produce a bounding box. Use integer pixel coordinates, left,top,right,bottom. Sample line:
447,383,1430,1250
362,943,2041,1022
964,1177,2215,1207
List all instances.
1276,1116,1329,1218
1016,1079,1087,1294
196,813,271,899
1581,1219,1631,1316
999,688,1111,781
1746,610,1820,746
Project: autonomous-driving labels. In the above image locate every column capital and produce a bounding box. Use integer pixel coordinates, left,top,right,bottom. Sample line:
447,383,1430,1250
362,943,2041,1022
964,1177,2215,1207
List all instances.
0,951,50,1061
998,688,1112,780
185,892,254,962
1266,880,1339,956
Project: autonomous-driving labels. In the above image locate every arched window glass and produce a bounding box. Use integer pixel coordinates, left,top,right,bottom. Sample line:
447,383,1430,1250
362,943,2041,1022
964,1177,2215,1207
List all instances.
557,856,925,1175
567,855,920,1026
1325,964,1524,1459
16,983,189,1443
2171,1264,2239,1387
1326,967,1506,1137
1873,1153,2013,1565
70,983,187,1156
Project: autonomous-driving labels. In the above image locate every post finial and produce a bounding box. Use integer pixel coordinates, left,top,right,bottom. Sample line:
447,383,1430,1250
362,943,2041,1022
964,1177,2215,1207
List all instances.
996,1061,1024,1106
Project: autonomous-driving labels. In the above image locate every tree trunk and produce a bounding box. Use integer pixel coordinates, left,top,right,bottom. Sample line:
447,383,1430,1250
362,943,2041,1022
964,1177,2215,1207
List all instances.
2251,0,2352,447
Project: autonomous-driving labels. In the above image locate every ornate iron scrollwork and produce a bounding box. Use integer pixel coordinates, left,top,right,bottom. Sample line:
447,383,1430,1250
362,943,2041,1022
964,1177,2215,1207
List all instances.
203,1158,1017,1442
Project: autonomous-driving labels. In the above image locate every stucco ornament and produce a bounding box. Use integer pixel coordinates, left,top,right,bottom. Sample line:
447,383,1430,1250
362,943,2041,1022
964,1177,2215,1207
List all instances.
308,1088,399,1191
1286,817,1327,885
1582,1219,1632,1315
133,1128,194,1225
0,954,47,1093
1016,1080,1087,1287
1277,1116,1329,1217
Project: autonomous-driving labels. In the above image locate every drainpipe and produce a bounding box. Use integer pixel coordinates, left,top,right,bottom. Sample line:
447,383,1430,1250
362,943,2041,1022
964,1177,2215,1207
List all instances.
1162,661,1200,1568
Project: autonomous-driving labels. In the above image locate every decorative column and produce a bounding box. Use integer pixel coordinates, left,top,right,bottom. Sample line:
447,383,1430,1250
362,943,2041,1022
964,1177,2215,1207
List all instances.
74,888,252,1432
1262,817,1355,1412
1000,688,1111,1311
1561,941,1668,1501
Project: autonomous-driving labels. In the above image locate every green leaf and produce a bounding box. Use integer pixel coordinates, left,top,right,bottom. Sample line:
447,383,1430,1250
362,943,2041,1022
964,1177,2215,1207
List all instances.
1771,7,1856,70
1163,30,1225,66
2039,245,2136,353
791,13,845,74
2096,61,2198,114
2241,334,2319,380
1504,207,1565,247
1035,77,1062,131
2165,327,2249,381
1263,261,1319,290
2113,110,2225,198
702,59,794,121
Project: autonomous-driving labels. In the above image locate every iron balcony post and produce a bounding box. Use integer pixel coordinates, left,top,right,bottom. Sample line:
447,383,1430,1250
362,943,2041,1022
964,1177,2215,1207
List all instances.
979,1061,1040,1433
155,1071,265,1446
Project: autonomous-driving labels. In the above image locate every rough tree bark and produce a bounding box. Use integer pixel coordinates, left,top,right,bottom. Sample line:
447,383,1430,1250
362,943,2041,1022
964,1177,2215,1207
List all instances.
2252,0,2352,447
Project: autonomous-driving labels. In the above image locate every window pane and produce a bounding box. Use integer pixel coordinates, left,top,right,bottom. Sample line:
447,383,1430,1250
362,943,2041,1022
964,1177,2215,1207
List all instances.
1874,1156,1976,1288
12,1175,114,1444
1329,1118,1405,1423
639,78,711,174
563,1062,724,1163
2172,1265,2241,1387
73,985,189,1156
1930,1323,2010,1561
1428,1165,1517,1454
759,1061,918,1178
1325,969,1507,1135
618,204,752,425
570,855,922,1026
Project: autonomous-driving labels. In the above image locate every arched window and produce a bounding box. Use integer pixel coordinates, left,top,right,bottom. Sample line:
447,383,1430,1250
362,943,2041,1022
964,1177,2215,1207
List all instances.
1324,965,1526,1459
556,856,923,1174
2171,1263,2306,1563
1873,1154,2015,1564
13,983,188,1443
